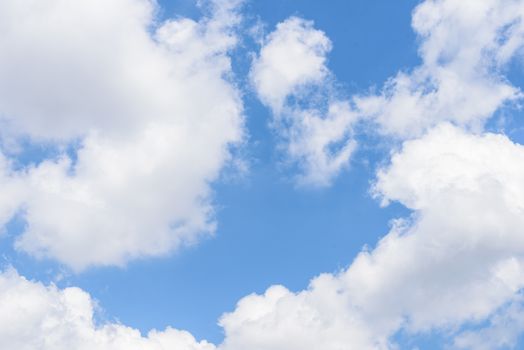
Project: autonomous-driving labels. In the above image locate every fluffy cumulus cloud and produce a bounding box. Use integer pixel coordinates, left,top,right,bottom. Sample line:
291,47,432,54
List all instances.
219,125,524,349
5,125,524,349
0,0,245,270
0,269,216,350
363,125,524,332
250,17,331,112
356,0,524,137
240,0,524,345
250,17,358,187
252,0,524,186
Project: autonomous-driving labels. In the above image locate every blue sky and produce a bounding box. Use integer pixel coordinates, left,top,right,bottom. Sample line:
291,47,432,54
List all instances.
2,1,524,349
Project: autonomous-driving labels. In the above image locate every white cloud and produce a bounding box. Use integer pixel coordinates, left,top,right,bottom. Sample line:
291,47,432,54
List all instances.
250,17,358,187
0,268,216,350
360,124,524,330
356,0,524,137
218,280,387,350
251,0,524,186
3,0,524,349
4,126,524,348
217,124,524,349
8,124,510,350
250,17,332,113
0,0,245,270
243,0,524,344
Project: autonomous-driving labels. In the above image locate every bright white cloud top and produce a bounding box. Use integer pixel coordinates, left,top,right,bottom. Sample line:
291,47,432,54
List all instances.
1,0,524,349
250,0,524,187
357,0,524,137
0,269,217,350
0,0,245,270
219,126,524,349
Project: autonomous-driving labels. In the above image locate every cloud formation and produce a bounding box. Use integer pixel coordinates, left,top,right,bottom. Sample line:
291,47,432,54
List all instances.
219,124,524,349
357,0,524,137
4,125,524,349
3,0,524,349
0,0,245,270
252,0,524,186
0,269,216,350
243,0,524,344
250,17,358,187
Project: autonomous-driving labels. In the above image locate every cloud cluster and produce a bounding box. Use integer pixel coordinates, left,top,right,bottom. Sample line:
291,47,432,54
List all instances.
252,0,524,187
5,125,524,349
0,0,245,270
3,0,524,349
219,125,524,349
250,17,358,187
0,269,216,350
356,0,524,137
231,0,524,346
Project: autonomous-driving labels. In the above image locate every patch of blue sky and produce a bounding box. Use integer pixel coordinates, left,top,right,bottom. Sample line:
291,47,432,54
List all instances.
486,57,524,143
393,329,450,350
